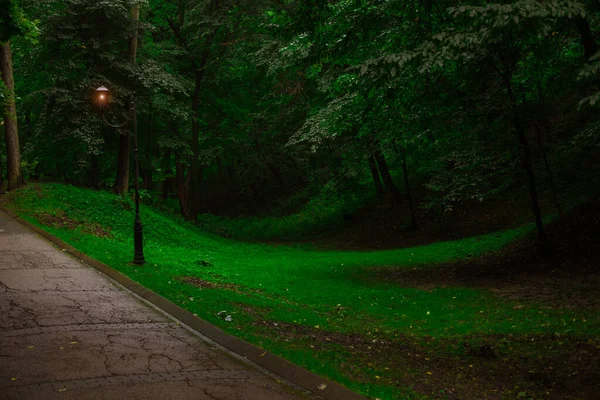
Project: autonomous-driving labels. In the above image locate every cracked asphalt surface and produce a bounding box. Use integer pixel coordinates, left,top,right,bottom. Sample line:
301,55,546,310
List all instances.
0,211,313,400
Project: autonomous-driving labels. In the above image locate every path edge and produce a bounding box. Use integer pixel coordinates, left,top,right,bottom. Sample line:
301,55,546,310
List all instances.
0,205,368,400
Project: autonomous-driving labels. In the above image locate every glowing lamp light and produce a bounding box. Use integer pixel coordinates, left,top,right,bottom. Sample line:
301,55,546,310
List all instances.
95,86,110,109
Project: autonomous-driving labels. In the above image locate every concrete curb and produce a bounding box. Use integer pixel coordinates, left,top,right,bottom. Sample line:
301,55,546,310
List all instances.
0,205,368,400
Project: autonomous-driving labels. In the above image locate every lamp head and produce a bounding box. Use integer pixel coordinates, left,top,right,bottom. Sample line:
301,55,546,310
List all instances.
95,86,110,110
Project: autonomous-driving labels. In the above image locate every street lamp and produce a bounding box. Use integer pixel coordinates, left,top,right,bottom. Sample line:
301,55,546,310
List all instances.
95,86,145,265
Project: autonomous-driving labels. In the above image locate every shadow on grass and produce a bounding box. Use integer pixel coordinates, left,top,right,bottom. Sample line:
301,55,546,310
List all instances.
363,197,600,310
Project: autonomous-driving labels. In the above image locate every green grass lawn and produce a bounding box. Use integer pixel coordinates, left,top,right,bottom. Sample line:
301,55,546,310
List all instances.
3,183,599,400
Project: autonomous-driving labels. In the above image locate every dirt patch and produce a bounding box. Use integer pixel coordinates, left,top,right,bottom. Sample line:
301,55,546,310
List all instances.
179,276,238,290
232,302,272,318
178,276,265,295
180,276,305,313
239,302,600,399
35,211,113,239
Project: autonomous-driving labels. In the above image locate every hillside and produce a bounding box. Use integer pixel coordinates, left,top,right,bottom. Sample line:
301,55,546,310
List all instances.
1,183,598,399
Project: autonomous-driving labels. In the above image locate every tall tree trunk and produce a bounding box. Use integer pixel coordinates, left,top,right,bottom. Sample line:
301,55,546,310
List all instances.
265,160,286,191
368,155,385,197
0,142,4,193
146,99,153,158
114,4,140,194
23,110,31,150
397,145,417,229
140,103,152,191
575,18,598,59
162,178,170,201
144,168,152,190
169,121,191,218
535,125,561,215
88,154,100,189
160,149,172,200
513,114,551,251
228,163,234,184
184,68,203,221
176,161,191,219
374,147,402,204
535,83,561,215
167,2,219,220
129,3,140,66
503,66,550,252
0,41,24,191
180,31,216,220
253,119,286,191
114,133,130,194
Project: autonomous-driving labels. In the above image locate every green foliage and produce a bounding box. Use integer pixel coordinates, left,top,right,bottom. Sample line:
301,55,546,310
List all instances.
0,0,37,42
198,179,371,240
7,0,600,243
423,137,515,215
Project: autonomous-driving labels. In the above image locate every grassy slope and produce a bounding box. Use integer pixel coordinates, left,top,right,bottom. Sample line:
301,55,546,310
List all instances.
3,183,598,399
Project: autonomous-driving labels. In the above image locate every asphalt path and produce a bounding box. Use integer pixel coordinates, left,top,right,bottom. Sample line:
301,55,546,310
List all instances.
0,210,313,400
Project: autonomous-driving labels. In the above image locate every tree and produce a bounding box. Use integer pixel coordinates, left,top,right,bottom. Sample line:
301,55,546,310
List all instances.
360,0,589,250
6,0,600,251
0,0,34,190
0,42,24,190
114,2,141,195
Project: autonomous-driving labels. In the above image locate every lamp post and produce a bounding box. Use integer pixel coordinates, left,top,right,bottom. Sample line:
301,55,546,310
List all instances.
95,86,145,265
